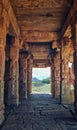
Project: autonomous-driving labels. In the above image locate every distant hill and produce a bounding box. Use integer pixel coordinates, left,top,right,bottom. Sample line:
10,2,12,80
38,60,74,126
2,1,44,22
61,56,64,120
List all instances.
32,77,41,82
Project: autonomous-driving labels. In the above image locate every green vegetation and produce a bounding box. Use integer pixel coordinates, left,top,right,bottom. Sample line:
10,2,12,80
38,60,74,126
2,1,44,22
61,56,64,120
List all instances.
41,77,50,84
32,83,50,93
32,77,50,93
32,82,44,87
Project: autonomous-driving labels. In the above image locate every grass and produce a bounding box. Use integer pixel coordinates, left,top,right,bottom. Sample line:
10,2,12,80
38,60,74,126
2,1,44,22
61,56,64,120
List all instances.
32,82,50,93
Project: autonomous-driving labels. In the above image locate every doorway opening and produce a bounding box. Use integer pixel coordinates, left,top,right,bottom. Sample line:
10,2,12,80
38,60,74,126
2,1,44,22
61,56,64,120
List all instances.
32,67,51,94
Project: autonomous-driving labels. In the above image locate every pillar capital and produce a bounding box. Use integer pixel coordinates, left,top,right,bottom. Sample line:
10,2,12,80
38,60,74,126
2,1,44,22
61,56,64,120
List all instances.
19,49,29,59
27,53,34,68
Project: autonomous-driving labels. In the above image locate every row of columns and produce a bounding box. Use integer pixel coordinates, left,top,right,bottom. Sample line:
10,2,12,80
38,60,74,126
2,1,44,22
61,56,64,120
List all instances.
0,1,33,124
0,36,33,124
19,51,33,100
0,37,19,123
51,15,77,115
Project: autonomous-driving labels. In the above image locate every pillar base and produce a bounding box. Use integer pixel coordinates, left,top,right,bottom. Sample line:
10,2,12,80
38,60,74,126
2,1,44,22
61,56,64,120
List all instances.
62,96,68,104
0,104,4,125
0,112,4,125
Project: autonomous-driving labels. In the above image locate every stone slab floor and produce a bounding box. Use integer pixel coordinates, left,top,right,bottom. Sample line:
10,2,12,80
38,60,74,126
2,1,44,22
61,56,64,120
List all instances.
0,94,77,130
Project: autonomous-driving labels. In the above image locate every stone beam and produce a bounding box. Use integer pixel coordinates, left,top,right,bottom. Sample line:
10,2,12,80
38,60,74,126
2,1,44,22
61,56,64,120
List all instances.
3,0,20,36
60,0,77,39
33,59,51,68
21,31,58,42
33,59,50,63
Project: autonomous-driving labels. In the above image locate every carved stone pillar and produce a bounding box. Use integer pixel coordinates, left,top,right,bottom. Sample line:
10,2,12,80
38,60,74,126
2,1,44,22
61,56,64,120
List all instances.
8,38,19,105
71,16,77,115
60,42,62,104
0,41,5,124
0,1,7,124
19,51,28,100
27,55,33,97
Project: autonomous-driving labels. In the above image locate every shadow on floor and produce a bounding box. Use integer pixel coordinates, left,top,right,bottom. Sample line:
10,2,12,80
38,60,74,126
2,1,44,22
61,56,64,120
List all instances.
1,94,77,130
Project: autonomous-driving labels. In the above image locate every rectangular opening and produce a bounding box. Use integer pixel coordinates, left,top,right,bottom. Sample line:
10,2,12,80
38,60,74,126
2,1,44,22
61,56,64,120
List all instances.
32,67,51,94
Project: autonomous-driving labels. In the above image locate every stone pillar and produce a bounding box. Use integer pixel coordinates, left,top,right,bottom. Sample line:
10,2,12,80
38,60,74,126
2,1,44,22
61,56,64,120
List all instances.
19,52,28,99
0,40,5,124
8,37,19,105
0,1,8,124
52,41,61,100
27,55,33,97
61,37,74,104
51,54,55,98
71,16,77,115
60,42,62,104
54,51,60,100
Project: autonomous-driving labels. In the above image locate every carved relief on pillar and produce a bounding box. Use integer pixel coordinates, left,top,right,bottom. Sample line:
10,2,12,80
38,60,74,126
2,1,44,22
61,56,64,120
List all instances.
62,36,74,104
19,50,29,99
71,18,77,114
0,47,5,124
0,2,9,124
54,52,60,99
8,37,19,105
50,40,60,99
27,53,34,96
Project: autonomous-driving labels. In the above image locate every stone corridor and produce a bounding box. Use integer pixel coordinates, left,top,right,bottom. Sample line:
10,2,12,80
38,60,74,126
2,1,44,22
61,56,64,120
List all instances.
1,94,77,130
0,0,77,128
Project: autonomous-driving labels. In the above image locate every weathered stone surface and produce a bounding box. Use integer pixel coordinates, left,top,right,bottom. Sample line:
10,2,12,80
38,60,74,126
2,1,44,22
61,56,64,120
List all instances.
1,94,77,130
54,51,60,99
19,55,27,99
3,0,20,36
60,0,77,39
29,43,51,68
21,31,58,42
27,57,33,96
8,37,19,105
0,3,7,123
62,39,74,104
0,41,5,125
0,0,77,127
10,0,73,42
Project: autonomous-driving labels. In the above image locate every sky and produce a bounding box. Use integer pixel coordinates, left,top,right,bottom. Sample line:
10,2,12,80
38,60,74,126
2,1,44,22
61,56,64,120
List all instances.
32,67,50,80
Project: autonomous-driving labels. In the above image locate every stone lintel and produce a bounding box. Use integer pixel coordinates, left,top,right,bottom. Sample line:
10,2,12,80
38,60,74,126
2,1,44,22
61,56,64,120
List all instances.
21,31,58,42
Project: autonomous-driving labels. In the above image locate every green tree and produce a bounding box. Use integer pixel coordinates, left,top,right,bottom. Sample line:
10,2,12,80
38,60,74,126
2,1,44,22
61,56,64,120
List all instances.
42,78,50,84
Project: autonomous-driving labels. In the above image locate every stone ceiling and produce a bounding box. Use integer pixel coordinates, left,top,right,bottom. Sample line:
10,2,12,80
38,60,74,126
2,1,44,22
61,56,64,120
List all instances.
9,0,73,67
10,0,73,42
